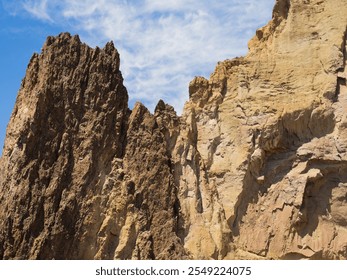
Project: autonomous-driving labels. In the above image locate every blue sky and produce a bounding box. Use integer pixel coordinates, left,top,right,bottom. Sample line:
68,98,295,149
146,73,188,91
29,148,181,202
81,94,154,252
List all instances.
0,0,274,154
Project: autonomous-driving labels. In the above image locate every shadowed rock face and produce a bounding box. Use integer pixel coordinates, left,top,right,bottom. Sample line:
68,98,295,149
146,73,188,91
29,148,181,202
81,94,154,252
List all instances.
1,0,347,259
0,33,186,260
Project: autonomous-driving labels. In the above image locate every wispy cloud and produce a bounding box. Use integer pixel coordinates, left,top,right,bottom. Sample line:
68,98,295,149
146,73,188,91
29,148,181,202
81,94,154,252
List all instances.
22,0,52,22
8,0,275,113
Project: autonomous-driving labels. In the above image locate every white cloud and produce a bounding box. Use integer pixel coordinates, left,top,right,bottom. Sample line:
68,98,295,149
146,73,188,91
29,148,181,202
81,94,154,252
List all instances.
22,0,52,21
17,0,275,113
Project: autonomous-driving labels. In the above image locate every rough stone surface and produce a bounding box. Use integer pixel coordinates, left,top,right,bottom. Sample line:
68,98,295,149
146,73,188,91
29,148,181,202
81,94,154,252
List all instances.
1,0,347,259
0,33,186,259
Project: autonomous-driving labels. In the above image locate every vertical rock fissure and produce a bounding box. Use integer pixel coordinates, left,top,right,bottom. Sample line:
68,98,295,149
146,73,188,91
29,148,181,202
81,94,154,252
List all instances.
336,26,347,101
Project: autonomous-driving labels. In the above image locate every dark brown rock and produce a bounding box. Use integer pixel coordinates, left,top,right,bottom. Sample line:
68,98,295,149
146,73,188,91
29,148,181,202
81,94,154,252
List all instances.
0,32,186,259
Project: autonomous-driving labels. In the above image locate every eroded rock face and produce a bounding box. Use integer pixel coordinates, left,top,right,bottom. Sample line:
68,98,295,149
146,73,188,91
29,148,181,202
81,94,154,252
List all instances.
177,0,347,259
0,33,186,259
1,0,347,259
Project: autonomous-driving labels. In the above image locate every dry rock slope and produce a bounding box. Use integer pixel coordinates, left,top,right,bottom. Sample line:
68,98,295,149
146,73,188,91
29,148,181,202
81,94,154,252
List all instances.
1,0,347,259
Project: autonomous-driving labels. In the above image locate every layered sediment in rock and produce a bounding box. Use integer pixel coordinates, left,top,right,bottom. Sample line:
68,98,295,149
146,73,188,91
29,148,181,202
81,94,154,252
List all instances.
1,0,347,259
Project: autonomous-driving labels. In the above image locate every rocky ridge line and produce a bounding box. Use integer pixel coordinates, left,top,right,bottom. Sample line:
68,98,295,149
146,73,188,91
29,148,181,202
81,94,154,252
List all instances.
1,0,347,259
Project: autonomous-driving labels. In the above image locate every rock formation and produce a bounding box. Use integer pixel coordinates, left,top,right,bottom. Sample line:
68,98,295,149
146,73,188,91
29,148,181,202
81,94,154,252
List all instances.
1,0,347,259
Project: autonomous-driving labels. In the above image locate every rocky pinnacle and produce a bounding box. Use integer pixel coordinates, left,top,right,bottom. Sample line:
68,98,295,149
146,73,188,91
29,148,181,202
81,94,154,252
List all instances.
1,0,347,259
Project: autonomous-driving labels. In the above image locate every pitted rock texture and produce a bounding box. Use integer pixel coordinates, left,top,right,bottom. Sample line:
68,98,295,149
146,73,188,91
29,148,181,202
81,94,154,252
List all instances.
0,33,186,259
1,0,347,259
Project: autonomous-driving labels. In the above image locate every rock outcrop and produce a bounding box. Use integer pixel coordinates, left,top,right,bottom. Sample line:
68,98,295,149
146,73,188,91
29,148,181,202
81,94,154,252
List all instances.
1,0,347,259
0,33,186,259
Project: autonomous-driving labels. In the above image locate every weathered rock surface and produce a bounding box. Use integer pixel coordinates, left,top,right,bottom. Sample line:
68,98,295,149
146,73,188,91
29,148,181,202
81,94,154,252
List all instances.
0,33,186,259
1,0,347,259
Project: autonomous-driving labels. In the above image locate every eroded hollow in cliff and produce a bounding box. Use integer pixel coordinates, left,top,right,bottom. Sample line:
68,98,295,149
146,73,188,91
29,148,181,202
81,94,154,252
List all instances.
231,105,336,237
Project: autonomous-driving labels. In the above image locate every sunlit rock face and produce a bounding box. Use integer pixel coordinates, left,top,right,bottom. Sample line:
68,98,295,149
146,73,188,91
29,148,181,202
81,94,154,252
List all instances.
1,0,347,259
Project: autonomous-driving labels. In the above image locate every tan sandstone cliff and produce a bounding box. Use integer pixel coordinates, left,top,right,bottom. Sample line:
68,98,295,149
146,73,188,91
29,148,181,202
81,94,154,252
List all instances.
1,0,347,259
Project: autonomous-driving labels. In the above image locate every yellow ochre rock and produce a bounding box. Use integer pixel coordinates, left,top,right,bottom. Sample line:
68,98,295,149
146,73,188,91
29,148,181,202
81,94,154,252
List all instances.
1,0,347,259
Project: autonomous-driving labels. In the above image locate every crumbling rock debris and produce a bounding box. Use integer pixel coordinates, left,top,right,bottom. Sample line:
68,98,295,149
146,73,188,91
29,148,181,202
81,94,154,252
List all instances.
1,0,347,259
